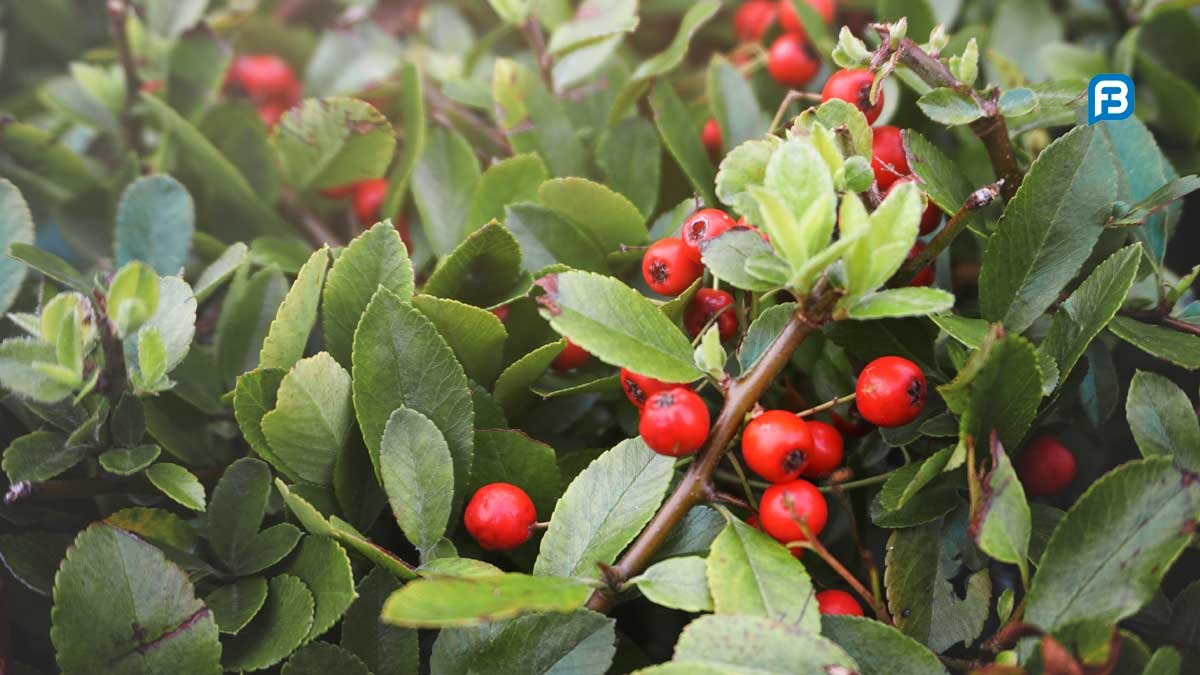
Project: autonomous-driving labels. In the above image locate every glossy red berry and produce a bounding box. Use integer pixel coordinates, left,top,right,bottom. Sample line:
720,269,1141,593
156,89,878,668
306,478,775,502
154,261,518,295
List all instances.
639,388,710,457
821,69,883,125
816,589,864,616
778,0,835,37
464,482,537,551
802,420,844,478
682,209,738,253
684,289,739,341
620,369,679,408
643,238,704,296
229,54,301,103
734,0,779,42
257,101,288,127
1017,436,1077,497
353,178,389,226
887,177,941,235
759,479,828,544
743,411,814,483
701,118,723,158
767,33,820,88
871,125,911,190
906,242,934,287
551,340,590,372
855,356,927,427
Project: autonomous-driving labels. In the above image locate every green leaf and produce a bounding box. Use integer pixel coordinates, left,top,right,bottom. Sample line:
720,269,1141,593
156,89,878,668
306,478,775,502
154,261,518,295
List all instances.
124,276,197,388
107,261,160,338
51,525,221,675
596,117,661,219
980,125,1119,333
98,444,161,476
233,368,296,479
283,642,370,675
141,0,206,39
0,179,35,316
707,56,768,152
1025,457,1200,633
535,438,674,580
878,446,956,511
629,556,713,612
132,327,168,391
341,567,418,675
537,270,701,382
848,287,956,320
738,303,797,370
917,88,985,125
379,408,454,556
215,265,288,387
206,457,273,572
146,463,207,511
381,62,426,221
431,608,616,675
706,519,820,630
3,430,80,483
715,138,778,227
259,247,329,370
902,130,976,229
930,314,990,348
1095,116,1184,265
974,436,1031,583
115,175,195,275
610,1,721,123
352,288,474,506
464,154,548,235
422,221,532,308
221,574,315,672
547,0,637,54
1040,244,1141,385
5,243,90,293
272,98,395,192
471,430,561,517
822,615,948,675
842,185,922,299
206,576,269,635
663,614,858,673
322,221,414,367
194,243,248,303
699,229,779,293
493,340,567,419
1126,371,1200,473
492,59,586,179
166,27,231,119
648,81,717,208
947,333,1043,450
261,352,353,486
412,126,482,256
505,203,609,273
539,177,647,252
1109,316,1200,370
282,536,357,640
1109,176,1200,228
758,134,835,266
413,295,507,386
381,573,592,628
0,338,75,402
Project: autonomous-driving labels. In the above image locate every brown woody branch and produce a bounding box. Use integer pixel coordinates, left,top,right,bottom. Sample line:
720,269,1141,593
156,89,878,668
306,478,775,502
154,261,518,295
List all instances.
890,180,1003,286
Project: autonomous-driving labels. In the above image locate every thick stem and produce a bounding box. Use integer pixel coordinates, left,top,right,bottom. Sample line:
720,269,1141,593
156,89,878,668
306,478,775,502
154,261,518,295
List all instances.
585,285,840,613
107,0,148,161
890,180,1003,287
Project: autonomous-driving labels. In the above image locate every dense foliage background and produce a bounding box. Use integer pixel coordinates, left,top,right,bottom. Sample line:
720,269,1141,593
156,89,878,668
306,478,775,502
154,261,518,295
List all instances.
0,0,1198,673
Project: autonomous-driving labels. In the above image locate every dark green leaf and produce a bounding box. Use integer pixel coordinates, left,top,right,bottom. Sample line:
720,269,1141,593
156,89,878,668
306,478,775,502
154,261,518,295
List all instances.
1109,316,1200,370
282,536,357,640
206,577,269,635
464,154,548,234
648,81,717,207
215,265,288,387
505,203,609,273
0,532,71,595
707,56,768,152
472,430,560,517
0,179,35,315
411,126,482,256
282,642,370,675
493,59,586,178
3,430,79,483
822,615,949,675
596,117,661,218
233,368,295,479
115,175,195,275
341,567,418,675
493,340,566,419
221,574,315,672
414,295,507,386
423,221,532,308
1126,370,1200,472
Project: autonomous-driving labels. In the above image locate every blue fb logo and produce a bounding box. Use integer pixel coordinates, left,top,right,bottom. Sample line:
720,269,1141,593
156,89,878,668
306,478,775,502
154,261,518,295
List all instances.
1088,74,1134,124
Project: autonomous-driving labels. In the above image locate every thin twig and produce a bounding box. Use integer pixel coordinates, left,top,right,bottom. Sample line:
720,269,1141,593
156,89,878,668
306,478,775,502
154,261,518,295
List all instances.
830,486,883,608
106,0,148,161
768,90,822,135
796,392,856,418
889,180,1004,287
280,189,344,247
424,85,513,155
795,520,893,624
521,19,555,91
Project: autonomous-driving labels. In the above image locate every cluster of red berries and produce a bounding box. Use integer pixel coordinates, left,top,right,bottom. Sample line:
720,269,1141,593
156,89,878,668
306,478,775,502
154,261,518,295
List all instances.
618,368,711,457
225,54,302,126
729,0,834,88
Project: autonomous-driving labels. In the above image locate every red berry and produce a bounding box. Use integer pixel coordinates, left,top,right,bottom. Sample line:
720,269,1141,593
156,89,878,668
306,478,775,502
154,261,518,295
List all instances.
830,409,871,437
743,411,814,483
639,388,710,457
257,101,288,127
682,209,738,253
491,305,510,322
821,69,883,124
855,356,926,427
464,482,537,551
551,339,590,371
353,178,389,226
140,79,164,94
734,0,779,42
701,118,723,158
816,589,864,616
871,125,911,190
642,238,704,296
620,369,679,408
778,0,835,38
1017,436,1076,497
684,288,739,342
906,242,934,287
767,33,820,88
229,54,301,103
759,479,828,544
887,177,941,235
803,420,844,478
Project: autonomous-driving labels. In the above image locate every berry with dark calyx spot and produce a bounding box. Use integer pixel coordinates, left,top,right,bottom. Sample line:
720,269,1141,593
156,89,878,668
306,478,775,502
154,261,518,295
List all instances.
802,420,844,478
767,33,820,88
464,482,537,551
758,478,828,544
887,177,942,234
1017,436,1077,497
871,125,911,190
639,388,711,457
701,118,723,158
906,242,935,287
778,0,835,38
816,589,864,616
551,339,590,372
353,178,389,226
855,356,927,427
620,369,679,408
642,237,704,296
821,69,883,124
742,410,814,483
684,288,739,341
682,208,738,252
734,0,779,42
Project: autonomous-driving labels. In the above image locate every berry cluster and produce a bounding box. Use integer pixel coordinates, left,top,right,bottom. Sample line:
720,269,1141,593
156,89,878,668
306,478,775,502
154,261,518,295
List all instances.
225,54,302,126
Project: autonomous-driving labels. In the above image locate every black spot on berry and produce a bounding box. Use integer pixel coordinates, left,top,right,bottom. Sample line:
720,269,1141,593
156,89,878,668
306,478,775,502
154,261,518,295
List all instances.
650,260,670,284
783,449,808,474
907,377,926,409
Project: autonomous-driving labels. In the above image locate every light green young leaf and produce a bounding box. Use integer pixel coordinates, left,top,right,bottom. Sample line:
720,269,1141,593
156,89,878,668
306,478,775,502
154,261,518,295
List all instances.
124,276,196,387
847,287,955,320
380,408,455,556
107,262,160,338
146,463,207,511
706,518,820,630
133,327,169,391
917,88,985,125
715,137,779,226
381,573,592,628
842,184,921,299
699,229,780,293
261,352,353,486
694,325,726,378
761,134,835,266
629,556,713,612
259,247,329,370
974,435,1031,583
